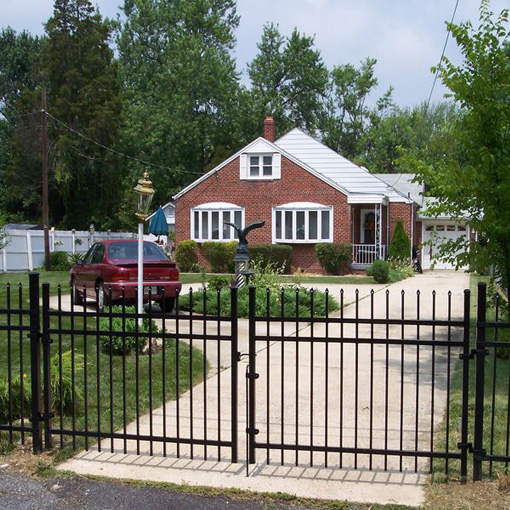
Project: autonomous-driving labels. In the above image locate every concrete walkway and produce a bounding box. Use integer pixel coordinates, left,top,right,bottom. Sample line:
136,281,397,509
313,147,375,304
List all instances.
58,270,470,507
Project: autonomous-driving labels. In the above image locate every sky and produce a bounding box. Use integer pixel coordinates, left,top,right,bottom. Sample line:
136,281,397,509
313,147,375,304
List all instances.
1,0,508,107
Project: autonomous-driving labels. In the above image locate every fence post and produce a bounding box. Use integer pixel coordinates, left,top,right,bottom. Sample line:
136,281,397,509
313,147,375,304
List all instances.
247,286,259,464
230,285,238,463
29,273,42,454
473,282,487,481
459,289,471,482
42,283,53,449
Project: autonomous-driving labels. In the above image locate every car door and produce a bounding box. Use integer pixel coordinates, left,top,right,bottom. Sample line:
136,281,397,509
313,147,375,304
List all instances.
89,243,106,287
73,244,96,290
77,244,99,293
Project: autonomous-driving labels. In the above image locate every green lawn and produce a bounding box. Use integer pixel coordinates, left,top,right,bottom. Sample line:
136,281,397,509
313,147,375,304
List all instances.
0,270,206,458
432,274,510,481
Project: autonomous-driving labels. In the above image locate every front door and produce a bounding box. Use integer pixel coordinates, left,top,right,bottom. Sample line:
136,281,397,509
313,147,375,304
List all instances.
361,210,375,244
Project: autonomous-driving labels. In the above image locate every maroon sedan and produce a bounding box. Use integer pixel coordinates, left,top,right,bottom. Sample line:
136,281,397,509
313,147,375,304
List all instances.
70,240,181,312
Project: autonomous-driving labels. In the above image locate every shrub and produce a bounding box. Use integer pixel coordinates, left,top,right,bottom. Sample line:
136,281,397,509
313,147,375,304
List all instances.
207,275,231,291
369,259,389,283
388,220,411,261
0,376,31,424
99,306,159,355
315,243,351,275
50,251,72,271
180,285,339,318
49,350,84,413
175,240,198,272
248,245,293,274
250,256,285,294
200,241,237,273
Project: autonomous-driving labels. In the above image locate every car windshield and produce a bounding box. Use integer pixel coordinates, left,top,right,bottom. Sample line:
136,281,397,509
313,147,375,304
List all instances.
107,242,168,260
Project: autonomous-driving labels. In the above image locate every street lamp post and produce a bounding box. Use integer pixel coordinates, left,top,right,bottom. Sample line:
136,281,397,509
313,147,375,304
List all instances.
133,171,155,325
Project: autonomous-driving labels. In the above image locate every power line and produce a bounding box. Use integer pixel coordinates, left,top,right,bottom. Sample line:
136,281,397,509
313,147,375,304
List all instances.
45,110,207,176
427,0,460,106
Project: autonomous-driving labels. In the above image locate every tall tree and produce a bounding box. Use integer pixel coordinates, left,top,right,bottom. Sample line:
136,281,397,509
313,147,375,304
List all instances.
414,1,510,294
248,23,329,136
0,28,44,222
364,101,460,174
117,0,241,218
321,57,393,162
43,0,122,228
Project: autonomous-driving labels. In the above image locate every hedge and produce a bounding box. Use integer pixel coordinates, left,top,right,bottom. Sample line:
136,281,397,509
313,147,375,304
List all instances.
247,244,293,274
200,241,237,273
175,239,198,272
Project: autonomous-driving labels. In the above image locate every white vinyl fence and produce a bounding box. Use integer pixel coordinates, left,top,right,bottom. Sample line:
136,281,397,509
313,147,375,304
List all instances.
0,228,136,272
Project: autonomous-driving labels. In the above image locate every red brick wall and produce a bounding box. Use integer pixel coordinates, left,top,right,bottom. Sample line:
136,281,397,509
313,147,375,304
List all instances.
175,155,350,272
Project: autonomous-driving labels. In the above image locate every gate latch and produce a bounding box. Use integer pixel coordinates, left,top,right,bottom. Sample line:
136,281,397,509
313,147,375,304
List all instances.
245,372,259,380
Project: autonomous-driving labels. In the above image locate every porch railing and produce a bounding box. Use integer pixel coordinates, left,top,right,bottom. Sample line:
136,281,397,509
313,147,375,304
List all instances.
351,244,386,265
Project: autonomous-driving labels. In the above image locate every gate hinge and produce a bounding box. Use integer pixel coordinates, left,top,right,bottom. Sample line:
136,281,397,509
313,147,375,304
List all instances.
42,336,54,345
459,351,475,360
245,372,259,380
27,332,42,341
39,412,54,420
457,441,472,451
246,427,259,435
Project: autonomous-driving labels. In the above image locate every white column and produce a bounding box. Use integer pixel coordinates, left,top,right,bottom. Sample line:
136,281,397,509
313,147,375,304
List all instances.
26,231,33,271
137,222,144,325
72,229,76,255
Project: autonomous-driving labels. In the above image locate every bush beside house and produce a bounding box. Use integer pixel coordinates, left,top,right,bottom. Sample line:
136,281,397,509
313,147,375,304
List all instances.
388,220,411,261
315,243,351,275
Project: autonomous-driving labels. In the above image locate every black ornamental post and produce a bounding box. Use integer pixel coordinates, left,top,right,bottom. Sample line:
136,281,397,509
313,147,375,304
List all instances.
224,220,265,287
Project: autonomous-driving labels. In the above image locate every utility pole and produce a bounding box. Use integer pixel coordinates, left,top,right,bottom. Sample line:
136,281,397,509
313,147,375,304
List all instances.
41,86,51,271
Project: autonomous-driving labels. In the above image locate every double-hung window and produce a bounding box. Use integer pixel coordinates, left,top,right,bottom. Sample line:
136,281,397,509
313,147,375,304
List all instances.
191,203,244,242
273,203,333,243
249,154,273,178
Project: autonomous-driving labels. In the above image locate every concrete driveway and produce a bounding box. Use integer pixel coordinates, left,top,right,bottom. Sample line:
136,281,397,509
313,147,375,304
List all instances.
58,270,470,507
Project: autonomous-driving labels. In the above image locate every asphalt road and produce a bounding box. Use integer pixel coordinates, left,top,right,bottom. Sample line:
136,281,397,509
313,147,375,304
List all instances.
0,470,329,510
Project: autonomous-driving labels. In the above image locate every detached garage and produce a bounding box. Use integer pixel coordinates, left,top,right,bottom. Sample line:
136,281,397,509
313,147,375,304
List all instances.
420,220,470,270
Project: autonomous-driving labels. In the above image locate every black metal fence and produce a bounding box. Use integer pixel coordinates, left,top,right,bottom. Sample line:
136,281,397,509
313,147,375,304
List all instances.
473,283,510,480
1,274,510,481
1,273,239,462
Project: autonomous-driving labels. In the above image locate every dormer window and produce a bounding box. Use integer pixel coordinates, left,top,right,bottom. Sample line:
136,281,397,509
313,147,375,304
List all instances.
250,154,273,178
240,150,281,180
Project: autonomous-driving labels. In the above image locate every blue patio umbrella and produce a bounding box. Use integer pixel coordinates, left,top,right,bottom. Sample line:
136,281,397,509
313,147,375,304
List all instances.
148,206,168,236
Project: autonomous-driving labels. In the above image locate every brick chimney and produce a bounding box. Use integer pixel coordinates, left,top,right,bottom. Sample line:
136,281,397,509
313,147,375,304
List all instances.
263,116,276,142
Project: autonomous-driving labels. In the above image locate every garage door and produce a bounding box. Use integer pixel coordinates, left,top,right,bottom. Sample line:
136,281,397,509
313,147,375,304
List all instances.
422,222,468,270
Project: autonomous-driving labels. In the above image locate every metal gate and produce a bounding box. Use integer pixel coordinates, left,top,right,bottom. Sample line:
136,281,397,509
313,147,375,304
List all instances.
246,286,472,478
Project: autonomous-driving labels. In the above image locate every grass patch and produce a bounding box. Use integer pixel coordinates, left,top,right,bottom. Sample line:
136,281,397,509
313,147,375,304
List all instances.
430,274,510,482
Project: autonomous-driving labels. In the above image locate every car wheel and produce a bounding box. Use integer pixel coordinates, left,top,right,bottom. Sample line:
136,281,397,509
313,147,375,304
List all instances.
96,281,110,312
71,279,84,306
159,297,175,314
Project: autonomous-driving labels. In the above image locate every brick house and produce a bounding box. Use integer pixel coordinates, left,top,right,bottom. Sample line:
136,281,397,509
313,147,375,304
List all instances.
174,117,420,273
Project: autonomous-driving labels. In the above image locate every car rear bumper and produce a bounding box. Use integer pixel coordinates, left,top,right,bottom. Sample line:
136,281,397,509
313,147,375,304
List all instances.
103,281,182,301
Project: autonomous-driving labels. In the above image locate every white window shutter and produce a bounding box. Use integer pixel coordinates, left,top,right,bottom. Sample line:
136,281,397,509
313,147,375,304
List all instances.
240,153,248,179
273,153,281,179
